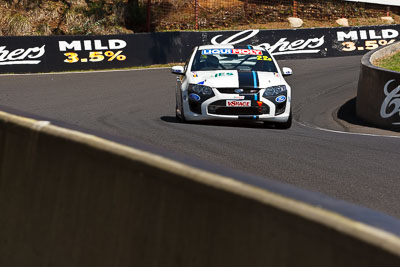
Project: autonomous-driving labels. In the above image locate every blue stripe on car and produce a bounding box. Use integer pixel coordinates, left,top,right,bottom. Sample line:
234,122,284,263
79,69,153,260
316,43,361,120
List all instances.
252,71,258,88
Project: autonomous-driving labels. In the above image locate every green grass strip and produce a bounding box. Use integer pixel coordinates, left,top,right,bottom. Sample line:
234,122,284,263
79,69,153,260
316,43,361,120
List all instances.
375,51,400,72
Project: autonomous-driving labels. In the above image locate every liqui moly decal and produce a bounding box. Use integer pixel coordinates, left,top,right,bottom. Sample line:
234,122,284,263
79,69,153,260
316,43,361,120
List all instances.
202,48,262,55
0,45,45,65
211,30,325,56
380,79,400,125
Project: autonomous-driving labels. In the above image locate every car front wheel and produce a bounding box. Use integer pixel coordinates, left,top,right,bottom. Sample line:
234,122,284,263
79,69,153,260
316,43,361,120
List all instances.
176,94,186,122
274,111,292,129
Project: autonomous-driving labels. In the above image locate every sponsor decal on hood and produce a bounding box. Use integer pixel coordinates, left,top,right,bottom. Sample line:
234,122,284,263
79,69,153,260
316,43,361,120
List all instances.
214,72,234,77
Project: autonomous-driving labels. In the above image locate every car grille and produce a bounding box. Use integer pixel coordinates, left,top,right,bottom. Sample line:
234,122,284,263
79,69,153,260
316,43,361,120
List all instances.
216,88,260,94
208,100,269,116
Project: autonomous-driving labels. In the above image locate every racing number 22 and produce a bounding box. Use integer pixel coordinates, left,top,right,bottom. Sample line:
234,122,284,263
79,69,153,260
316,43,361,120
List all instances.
257,55,272,61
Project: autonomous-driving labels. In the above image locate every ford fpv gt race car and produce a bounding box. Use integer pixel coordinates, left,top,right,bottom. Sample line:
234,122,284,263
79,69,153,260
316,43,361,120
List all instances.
171,45,293,129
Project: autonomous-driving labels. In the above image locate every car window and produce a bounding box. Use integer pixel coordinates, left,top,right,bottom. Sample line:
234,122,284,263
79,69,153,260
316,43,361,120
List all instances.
184,47,196,72
191,49,278,72
184,57,190,72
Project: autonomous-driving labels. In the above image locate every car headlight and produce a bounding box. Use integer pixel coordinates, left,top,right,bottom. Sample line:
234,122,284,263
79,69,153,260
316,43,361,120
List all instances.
263,85,287,97
189,84,214,96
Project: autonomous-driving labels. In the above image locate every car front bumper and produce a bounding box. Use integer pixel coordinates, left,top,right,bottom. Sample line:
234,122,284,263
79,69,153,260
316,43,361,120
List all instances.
183,91,291,122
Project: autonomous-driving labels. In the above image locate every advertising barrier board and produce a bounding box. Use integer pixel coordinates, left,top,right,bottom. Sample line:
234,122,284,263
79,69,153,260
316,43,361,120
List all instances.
1,24,400,73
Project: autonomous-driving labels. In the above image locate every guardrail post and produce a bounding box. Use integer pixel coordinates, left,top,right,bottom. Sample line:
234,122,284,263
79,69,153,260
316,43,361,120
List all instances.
195,0,199,30
146,0,151,32
341,1,345,18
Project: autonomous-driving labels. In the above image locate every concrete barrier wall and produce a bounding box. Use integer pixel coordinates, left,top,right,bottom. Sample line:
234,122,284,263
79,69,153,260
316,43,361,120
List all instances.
356,42,400,130
1,111,400,266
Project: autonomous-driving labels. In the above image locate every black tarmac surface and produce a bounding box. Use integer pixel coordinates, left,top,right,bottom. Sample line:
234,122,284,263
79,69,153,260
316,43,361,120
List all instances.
2,55,400,218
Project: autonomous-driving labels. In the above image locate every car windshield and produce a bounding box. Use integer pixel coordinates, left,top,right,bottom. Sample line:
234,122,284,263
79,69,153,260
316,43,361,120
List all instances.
191,48,278,72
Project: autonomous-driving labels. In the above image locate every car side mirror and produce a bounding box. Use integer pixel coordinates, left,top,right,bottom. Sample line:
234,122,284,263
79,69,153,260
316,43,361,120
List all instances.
282,67,293,76
171,66,185,75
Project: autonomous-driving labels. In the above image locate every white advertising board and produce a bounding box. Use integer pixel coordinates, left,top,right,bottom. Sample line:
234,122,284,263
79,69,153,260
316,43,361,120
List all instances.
345,0,400,6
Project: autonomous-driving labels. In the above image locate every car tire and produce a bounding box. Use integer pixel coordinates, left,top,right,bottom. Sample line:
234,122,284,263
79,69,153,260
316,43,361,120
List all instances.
176,95,186,123
175,104,182,122
273,111,292,129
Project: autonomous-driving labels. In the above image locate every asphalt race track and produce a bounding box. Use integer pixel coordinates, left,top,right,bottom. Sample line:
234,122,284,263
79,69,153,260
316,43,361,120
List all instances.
2,55,400,218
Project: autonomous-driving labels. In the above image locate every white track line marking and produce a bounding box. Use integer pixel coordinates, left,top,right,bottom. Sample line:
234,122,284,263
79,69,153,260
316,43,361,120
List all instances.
296,120,400,139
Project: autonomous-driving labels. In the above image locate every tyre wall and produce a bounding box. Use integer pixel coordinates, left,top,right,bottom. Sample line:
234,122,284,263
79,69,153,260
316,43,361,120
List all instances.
1,112,400,266
356,41,400,130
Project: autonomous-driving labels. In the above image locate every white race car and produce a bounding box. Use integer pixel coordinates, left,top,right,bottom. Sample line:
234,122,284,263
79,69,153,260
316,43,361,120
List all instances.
171,45,293,129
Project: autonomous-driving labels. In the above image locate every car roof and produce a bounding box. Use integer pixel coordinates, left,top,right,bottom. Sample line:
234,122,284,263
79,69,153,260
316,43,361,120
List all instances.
198,45,266,51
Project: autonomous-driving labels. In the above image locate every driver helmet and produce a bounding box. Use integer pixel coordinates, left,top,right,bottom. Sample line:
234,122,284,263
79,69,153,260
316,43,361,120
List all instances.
205,55,219,68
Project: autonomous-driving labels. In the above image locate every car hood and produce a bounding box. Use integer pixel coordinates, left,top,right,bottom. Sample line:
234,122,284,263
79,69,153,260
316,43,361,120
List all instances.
189,70,284,88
